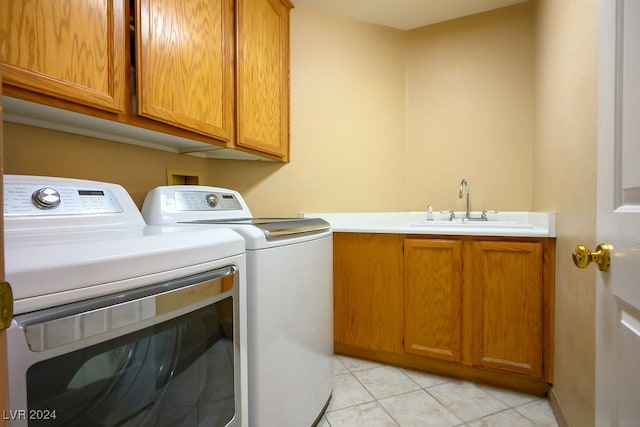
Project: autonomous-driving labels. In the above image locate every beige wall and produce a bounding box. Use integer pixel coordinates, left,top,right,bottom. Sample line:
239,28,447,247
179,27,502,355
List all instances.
3,122,218,207
406,3,534,212
208,7,408,216
532,0,598,426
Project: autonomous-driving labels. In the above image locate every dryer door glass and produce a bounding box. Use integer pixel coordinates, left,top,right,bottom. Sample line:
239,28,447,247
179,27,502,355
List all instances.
25,297,236,426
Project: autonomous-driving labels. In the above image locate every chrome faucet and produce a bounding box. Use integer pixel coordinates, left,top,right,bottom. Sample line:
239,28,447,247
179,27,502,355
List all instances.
458,179,470,220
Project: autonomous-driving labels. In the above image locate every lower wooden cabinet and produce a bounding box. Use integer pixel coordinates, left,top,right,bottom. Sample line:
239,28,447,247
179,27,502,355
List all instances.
468,240,546,378
404,238,463,363
333,232,555,394
333,233,404,354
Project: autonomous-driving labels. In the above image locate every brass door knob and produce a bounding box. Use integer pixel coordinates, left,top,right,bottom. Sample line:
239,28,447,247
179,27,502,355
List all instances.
572,244,611,271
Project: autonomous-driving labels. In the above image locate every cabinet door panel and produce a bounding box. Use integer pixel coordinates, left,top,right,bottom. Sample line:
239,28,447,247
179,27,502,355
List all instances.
333,233,403,354
1,0,126,112
470,241,543,377
137,0,234,141
236,0,291,159
404,239,463,362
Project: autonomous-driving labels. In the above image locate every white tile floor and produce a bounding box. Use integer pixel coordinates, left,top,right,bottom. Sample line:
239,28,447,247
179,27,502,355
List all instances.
319,355,558,427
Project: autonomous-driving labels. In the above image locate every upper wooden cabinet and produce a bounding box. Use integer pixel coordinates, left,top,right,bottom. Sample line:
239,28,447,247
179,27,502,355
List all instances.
1,0,127,113
137,0,235,142
236,0,292,160
1,0,293,161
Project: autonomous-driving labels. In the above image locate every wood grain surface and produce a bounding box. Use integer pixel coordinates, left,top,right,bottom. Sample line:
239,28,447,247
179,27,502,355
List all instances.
404,238,463,362
137,0,234,140
333,233,404,354
1,0,126,112
236,0,291,159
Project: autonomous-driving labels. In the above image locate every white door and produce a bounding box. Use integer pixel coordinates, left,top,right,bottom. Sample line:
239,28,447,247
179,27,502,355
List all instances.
594,1,640,426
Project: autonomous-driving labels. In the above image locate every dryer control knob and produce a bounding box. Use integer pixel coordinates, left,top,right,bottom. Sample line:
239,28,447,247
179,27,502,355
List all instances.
206,193,219,207
32,188,61,209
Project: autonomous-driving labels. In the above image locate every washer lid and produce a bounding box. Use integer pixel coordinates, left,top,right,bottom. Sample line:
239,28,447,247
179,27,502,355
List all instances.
185,217,330,240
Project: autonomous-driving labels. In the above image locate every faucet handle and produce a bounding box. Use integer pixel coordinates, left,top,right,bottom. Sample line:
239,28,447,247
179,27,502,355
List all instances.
481,210,498,221
427,205,434,221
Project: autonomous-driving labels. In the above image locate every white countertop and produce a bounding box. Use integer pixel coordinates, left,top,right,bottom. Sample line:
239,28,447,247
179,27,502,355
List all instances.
300,211,556,237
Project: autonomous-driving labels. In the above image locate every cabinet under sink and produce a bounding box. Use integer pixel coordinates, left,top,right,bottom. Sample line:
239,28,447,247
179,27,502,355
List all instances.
333,232,555,396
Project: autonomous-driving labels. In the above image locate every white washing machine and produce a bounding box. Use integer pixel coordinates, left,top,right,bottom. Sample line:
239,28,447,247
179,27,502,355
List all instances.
142,185,334,427
4,175,248,426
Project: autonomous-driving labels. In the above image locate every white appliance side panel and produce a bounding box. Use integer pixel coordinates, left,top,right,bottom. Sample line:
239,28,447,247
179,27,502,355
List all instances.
246,235,333,427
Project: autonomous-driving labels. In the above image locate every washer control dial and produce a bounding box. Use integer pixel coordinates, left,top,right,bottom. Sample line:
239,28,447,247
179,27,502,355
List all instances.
31,188,61,209
206,193,220,207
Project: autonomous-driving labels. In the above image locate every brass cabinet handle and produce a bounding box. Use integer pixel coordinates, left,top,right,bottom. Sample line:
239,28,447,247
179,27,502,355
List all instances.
0,282,13,330
572,244,611,272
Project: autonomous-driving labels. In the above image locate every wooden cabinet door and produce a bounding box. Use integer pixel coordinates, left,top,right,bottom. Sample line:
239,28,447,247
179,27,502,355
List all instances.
404,238,463,362
137,0,235,141
1,0,127,112
236,0,292,160
469,240,543,377
333,233,404,354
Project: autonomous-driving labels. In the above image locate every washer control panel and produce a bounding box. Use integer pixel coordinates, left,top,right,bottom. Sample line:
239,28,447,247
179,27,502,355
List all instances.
5,183,123,216
175,191,243,211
